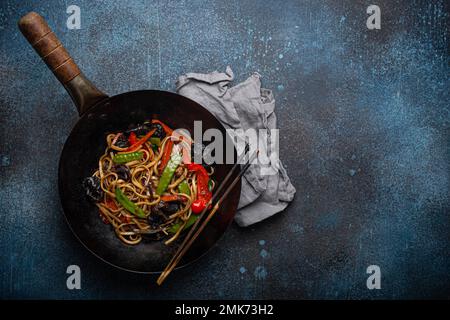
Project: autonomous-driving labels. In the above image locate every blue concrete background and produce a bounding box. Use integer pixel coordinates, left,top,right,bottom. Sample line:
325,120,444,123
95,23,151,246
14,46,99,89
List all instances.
0,0,449,299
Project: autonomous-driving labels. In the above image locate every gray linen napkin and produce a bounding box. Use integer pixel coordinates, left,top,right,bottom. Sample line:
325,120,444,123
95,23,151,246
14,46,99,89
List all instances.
176,66,296,226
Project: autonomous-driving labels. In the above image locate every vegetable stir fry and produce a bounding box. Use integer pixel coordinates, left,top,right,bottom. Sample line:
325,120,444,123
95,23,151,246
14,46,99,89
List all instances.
83,119,214,245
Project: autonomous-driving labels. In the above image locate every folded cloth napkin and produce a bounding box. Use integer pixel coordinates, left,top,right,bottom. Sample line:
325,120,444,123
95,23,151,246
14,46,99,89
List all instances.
176,66,296,226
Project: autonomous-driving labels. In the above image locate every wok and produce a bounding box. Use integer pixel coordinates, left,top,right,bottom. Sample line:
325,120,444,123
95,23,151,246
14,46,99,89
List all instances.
18,12,241,273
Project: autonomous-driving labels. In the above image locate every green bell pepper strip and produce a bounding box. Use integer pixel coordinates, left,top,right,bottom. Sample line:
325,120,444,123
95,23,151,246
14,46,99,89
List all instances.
168,215,199,234
178,180,191,196
114,187,146,218
156,153,182,195
112,151,143,164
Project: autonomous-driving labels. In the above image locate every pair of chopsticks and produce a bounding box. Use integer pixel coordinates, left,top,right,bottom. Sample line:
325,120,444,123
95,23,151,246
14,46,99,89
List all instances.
156,147,258,285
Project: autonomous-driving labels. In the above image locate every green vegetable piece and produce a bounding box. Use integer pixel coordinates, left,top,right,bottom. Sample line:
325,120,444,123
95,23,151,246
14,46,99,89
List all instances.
114,187,146,218
168,215,199,234
156,153,182,195
208,179,214,192
112,151,143,164
178,180,191,196
149,137,161,146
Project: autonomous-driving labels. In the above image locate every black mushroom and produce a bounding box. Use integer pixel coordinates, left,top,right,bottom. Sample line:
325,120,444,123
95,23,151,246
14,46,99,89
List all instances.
148,201,168,228
114,121,165,149
146,180,155,198
125,121,165,138
148,212,166,229
149,122,165,139
113,134,129,148
148,200,181,227
82,176,104,201
113,164,131,181
126,123,150,137
161,201,181,214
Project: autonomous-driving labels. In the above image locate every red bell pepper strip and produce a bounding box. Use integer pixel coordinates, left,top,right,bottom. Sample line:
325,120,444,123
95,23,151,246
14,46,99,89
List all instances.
186,163,209,176
126,128,156,152
158,139,174,172
186,164,212,214
152,119,173,136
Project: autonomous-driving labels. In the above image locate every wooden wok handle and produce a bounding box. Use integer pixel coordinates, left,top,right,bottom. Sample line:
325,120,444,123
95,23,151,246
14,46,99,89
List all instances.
18,12,80,84
18,12,108,115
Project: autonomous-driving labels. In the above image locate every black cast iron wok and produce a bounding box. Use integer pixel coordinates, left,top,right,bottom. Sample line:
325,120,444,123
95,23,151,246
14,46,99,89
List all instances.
18,12,241,273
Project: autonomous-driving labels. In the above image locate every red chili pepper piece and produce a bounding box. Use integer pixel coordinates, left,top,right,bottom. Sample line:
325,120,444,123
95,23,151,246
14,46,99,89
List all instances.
126,128,156,152
128,132,137,146
191,200,206,214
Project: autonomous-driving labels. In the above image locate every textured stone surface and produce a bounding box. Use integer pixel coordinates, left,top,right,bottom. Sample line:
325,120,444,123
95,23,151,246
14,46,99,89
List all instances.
0,0,449,299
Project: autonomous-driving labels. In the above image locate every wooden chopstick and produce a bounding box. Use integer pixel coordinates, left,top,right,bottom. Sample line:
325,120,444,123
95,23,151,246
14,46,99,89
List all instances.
156,144,249,281
157,149,258,285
